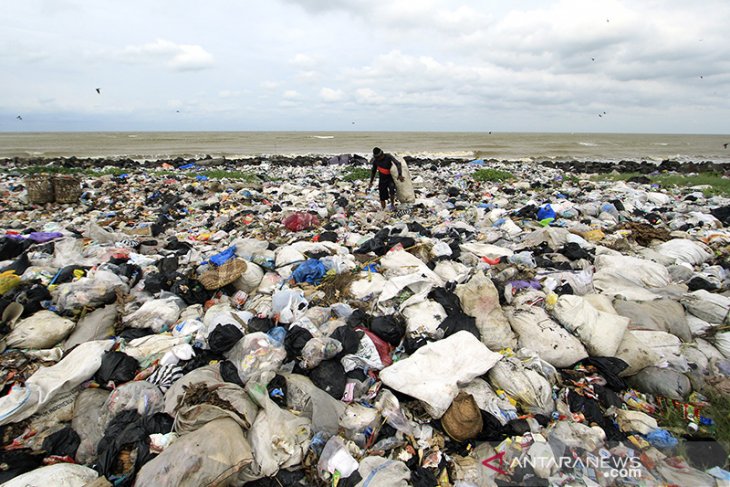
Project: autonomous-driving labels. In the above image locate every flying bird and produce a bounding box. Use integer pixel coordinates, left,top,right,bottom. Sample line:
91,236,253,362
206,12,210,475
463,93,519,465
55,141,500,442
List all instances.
96,88,101,94
591,57,595,61
700,76,703,79
16,115,22,120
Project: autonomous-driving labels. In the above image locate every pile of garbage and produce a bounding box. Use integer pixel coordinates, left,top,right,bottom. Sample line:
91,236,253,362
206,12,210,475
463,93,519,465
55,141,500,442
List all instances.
1,157,730,486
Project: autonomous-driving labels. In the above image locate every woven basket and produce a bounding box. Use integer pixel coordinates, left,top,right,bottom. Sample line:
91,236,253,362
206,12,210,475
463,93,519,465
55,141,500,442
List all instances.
54,175,82,204
25,175,55,204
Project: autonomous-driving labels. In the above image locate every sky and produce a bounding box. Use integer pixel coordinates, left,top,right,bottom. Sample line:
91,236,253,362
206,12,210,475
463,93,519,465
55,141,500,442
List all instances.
1,0,729,134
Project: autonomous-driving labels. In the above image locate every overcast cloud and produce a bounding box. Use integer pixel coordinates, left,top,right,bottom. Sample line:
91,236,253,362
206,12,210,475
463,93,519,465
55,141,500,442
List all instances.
1,0,728,133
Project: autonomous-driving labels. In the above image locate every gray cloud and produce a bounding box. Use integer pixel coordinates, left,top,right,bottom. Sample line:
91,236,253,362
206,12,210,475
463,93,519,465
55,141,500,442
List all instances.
1,0,728,133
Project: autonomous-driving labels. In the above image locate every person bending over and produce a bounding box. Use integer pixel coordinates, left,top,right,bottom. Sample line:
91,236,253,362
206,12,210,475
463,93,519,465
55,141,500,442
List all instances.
368,147,404,210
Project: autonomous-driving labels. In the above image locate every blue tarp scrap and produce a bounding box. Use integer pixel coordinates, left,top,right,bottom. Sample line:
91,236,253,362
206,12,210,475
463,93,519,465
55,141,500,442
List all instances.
291,258,327,285
209,246,237,267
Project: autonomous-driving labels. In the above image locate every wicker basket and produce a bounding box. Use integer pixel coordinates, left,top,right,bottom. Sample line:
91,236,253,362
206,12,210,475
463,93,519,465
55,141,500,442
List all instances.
25,175,55,204
54,175,82,204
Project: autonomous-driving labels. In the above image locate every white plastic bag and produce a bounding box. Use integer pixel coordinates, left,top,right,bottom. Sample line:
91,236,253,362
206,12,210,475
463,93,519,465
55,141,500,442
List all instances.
401,299,447,338
241,382,311,480
123,294,186,332
271,288,308,324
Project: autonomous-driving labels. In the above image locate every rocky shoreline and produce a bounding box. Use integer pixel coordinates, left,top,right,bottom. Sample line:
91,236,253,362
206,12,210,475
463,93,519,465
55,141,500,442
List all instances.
3,155,730,175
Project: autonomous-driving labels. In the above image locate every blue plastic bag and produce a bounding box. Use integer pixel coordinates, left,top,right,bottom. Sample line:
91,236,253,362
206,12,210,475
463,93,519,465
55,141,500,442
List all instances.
267,326,287,344
178,163,196,170
645,428,678,449
291,259,327,285
537,204,556,221
209,246,237,267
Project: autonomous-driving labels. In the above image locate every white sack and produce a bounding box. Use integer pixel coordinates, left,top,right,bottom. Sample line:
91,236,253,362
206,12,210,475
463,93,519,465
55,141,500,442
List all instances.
655,239,713,266
6,310,75,350
0,340,113,426
507,307,588,368
552,294,629,357
456,271,517,350
379,331,502,418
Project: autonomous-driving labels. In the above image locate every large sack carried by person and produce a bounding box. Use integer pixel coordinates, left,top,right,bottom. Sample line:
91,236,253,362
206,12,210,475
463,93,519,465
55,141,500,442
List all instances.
455,270,517,350
391,154,415,204
552,294,629,357
5,310,75,349
614,299,691,342
506,306,588,368
135,417,253,487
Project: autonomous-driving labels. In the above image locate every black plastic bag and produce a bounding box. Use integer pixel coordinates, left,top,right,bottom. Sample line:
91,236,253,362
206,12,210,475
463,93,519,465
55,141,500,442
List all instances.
369,315,405,347
207,324,243,354
346,309,370,328
219,360,244,387
428,287,463,315
284,326,313,360
0,237,30,261
309,359,346,399
96,410,173,479
179,347,225,374
329,325,362,359
267,374,288,407
53,265,89,285
118,327,155,341
41,426,80,458
438,312,480,340
95,351,139,386
575,357,629,391
248,317,274,333
559,242,593,261
0,254,30,276
0,450,44,483
15,283,52,317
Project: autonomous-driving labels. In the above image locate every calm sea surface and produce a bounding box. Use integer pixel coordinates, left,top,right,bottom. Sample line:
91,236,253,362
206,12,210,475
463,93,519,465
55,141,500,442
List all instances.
0,131,729,163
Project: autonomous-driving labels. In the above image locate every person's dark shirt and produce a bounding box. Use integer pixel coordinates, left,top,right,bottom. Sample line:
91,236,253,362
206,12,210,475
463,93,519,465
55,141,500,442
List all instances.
370,153,402,181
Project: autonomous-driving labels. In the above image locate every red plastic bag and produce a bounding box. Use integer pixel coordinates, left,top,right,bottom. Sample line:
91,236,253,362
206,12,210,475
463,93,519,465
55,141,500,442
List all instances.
282,212,320,232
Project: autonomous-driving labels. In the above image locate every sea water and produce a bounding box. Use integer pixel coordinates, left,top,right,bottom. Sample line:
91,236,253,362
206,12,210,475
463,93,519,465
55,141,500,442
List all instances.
0,131,728,163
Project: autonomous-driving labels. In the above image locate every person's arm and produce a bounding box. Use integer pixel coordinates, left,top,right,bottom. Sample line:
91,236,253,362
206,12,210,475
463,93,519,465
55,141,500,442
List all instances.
369,159,376,187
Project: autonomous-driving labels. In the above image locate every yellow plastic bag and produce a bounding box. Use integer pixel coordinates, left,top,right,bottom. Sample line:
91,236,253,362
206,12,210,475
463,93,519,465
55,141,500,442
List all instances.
0,271,21,296
581,229,605,242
